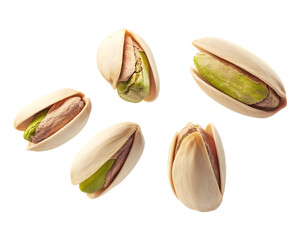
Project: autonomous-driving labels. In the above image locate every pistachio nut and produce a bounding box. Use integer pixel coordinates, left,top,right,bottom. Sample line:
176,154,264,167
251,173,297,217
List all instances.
191,37,287,118
168,122,226,212
97,29,159,103
71,122,144,198
14,88,91,151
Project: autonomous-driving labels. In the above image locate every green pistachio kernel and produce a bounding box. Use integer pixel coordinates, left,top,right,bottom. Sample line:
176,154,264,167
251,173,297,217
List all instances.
194,54,269,105
79,159,116,193
117,51,150,103
23,108,49,142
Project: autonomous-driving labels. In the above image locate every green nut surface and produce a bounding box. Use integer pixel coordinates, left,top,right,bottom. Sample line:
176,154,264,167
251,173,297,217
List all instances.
23,108,49,142
194,54,269,105
117,51,150,103
79,159,116,193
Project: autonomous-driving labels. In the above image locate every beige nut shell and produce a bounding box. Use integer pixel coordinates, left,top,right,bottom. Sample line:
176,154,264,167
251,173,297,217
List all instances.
71,122,144,198
168,123,226,212
191,37,287,118
14,88,91,151
97,29,159,102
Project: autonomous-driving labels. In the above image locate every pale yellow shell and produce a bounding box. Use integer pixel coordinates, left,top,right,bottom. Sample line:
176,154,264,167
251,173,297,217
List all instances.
168,123,226,212
71,122,144,198
191,37,287,118
97,29,159,102
14,88,91,151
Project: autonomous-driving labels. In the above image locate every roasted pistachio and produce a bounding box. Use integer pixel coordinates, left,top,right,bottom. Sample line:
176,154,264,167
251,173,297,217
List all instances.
14,88,91,151
168,123,226,212
97,29,159,103
71,122,144,198
191,37,287,118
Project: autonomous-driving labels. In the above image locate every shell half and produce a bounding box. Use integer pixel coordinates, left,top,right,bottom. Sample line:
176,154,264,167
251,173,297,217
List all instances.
14,88,91,151
71,122,144,198
97,29,159,102
191,37,287,118
168,123,226,212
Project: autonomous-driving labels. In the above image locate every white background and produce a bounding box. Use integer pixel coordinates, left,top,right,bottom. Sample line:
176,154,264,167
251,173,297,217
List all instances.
1,0,299,239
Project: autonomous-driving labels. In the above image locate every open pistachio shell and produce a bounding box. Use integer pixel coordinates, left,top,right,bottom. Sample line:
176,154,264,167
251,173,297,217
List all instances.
71,122,144,198
168,123,226,212
14,88,91,151
97,29,159,102
191,37,287,118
